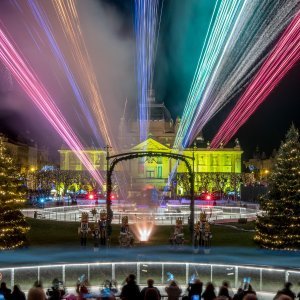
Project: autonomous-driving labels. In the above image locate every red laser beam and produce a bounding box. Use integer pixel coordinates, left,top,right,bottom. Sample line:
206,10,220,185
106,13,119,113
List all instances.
211,12,300,148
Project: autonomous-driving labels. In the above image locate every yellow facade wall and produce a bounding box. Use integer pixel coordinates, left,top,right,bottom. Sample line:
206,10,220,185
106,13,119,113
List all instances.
59,138,242,193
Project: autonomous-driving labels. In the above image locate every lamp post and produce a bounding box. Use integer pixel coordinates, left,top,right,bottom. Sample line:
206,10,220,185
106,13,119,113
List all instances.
189,143,196,243
264,169,270,186
105,145,113,245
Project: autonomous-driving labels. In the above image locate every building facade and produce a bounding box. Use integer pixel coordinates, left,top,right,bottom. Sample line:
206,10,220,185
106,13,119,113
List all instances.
2,135,49,173
59,93,243,198
243,147,276,185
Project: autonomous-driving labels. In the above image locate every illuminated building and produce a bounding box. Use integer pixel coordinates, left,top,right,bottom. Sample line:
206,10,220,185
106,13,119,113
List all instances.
243,147,276,184
59,92,242,197
1,134,49,173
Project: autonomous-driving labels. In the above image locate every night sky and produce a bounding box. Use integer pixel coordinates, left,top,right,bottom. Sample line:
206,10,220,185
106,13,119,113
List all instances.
0,0,299,161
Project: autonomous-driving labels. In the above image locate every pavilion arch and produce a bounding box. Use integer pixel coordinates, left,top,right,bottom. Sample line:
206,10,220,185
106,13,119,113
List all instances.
105,150,195,242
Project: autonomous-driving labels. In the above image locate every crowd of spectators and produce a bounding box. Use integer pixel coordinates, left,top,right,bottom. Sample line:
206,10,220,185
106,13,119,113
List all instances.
0,276,299,300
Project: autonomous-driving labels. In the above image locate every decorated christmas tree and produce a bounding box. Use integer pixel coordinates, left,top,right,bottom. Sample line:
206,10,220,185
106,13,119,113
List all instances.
254,125,300,250
0,137,30,249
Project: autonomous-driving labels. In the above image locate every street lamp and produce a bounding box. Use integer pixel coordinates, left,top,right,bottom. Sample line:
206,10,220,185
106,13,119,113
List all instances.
105,145,113,245
264,169,270,185
189,142,196,243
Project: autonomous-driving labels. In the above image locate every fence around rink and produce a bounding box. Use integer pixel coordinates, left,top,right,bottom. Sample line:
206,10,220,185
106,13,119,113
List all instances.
22,205,258,224
0,262,299,294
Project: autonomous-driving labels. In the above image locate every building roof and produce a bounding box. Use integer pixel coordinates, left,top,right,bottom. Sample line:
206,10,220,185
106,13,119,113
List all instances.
131,138,170,151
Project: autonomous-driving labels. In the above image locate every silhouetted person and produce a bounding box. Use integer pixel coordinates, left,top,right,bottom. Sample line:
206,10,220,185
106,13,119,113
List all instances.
120,274,141,300
218,281,232,300
274,283,296,300
141,279,161,300
202,282,216,300
187,279,203,300
47,279,65,300
11,285,25,300
233,284,256,300
165,281,182,300
233,288,243,300
0,282,11,300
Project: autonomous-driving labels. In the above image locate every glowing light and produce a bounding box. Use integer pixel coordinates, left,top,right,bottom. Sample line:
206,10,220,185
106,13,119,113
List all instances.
0,26,104,185
174,1,299,147
27,0,128,195
166,272,175,282
134,0,163,142
27,0,104,147
51,0,114,148
211,12,300,148
135,222,154,242
188,1,299,144
140,229,149,241
174,0,245,149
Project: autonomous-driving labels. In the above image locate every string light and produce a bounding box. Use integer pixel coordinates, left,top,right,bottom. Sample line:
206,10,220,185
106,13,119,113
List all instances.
0,137,30,250
254,125,300,250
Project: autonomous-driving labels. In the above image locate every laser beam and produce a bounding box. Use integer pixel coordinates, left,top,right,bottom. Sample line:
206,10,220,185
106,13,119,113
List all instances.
27,0,104,147
187,0,299,144
51,0,114,149
174,0,299,148
174,0,245,149
135,0,163,142
0,26,104,185
49,0,131,199
211,12,300,148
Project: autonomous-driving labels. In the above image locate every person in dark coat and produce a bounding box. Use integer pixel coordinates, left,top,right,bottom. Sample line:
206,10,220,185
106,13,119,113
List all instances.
233,284,256,300
274,282,296,300
47,278,66,300
187,279,203,300
141,279,161,300
165,281,182,300
201,282,216,300
120,274,141,300
10,286,25,300
0,282,11,300
232,288,243,300
218,281,232,300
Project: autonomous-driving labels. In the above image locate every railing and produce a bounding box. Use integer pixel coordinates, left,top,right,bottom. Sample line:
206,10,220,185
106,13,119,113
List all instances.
0,262,299,295
22,205,258,224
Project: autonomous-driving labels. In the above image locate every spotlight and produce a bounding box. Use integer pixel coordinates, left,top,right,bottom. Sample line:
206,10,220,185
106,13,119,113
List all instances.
134,222,154,244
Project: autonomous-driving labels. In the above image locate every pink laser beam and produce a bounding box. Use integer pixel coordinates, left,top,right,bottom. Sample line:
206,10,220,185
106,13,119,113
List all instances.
0,26,104,185
211,12,300,148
